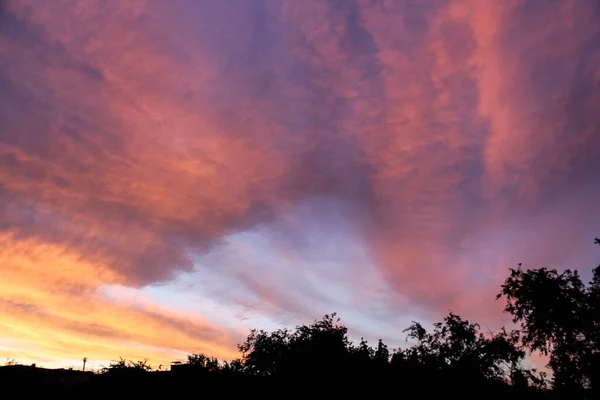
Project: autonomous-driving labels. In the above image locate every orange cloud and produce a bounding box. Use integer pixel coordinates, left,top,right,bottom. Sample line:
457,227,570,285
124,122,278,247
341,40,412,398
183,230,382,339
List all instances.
0,0,598,366
0,233,239,368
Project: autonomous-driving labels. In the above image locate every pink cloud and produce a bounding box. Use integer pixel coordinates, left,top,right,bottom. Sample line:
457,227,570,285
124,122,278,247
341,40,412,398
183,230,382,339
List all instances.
0,0,598,364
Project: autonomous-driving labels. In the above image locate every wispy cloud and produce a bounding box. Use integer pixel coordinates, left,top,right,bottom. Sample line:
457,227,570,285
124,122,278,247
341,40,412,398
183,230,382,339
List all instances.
0,0,598,367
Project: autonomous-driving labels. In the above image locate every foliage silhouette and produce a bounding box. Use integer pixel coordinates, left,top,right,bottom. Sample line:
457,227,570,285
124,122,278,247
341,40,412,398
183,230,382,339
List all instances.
186,353,220,372
100,357,152,378
497,237,600,395
400,313,525,380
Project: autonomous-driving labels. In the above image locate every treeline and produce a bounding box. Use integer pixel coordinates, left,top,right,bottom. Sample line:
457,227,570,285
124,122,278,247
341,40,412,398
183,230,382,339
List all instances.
2,239,599,399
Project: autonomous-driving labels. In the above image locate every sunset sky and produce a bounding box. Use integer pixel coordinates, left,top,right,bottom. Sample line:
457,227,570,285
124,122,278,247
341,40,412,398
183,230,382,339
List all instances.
1,0,599,370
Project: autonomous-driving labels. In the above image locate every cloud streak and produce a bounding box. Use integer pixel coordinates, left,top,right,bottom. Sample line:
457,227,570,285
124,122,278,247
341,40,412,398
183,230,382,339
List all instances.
0,0,599,367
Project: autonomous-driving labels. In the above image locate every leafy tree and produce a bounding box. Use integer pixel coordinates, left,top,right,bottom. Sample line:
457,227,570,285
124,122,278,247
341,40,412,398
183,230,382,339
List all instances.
497,238,600,392
238,313,352,379
237,327,292,376
374,339,390,366
348,337,375,369
290,313,350,365
186,353,220,372
221,358,245,374
400,313,526,382
102,357,152,373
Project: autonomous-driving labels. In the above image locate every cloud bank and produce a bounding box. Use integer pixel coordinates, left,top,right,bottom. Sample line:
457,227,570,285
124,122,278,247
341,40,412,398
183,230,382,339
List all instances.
0,0,599,367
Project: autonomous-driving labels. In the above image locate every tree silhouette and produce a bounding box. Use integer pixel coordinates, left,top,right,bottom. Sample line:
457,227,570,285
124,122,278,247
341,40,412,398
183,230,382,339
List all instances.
237,326,292,376
497,238,600,393
400,313,527,384
101,357,152,374
373,338,390,366
186,353,220,372
237,312,352,381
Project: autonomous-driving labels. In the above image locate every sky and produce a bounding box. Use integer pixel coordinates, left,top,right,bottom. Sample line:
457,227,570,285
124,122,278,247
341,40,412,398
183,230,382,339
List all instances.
0,0,599,370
